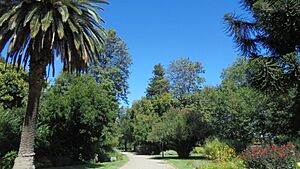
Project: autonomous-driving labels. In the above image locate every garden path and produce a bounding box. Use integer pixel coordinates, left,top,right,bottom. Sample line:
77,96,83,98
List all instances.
119,152,175,169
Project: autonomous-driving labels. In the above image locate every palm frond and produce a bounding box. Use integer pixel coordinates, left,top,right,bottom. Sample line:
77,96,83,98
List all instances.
0,0,108,74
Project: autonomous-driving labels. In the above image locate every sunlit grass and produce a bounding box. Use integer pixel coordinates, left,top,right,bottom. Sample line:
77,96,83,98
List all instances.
154,153,212,169
45,155,128,169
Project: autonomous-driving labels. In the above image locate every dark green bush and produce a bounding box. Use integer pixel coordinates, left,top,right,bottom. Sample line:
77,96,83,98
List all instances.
0,151,17,169
136,144,160,155
37,74,118,163
0,107,23,157
224,140,248,153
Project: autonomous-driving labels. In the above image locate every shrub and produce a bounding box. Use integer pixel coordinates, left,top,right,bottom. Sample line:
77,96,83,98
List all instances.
242,144,299,169
197,158,245,169
224,139,248,153
0,107,23,157
0,151,17,169
164,150,178,156
193,146,205,154
203,138,236,162
136,144,160,155
291,138,300,151
108,151,124,161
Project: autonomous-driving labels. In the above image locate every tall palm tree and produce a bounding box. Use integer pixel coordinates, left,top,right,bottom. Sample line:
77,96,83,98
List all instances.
0,0,108,168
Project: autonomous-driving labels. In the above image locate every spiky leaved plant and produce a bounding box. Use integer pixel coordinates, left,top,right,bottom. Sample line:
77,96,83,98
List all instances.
225,0,300,133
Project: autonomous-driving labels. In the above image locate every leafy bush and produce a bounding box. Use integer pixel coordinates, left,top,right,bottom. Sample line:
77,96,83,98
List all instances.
193,146,205,154
149,108,213,158
203,138,236,162
242,144,299,169
0,151,17,169
95,150,124,163
0,107,23,157
197,158,245,169
37,74,118,162
291,138,300,151
224,139,248,153
136,144,160,155
108,151,124,161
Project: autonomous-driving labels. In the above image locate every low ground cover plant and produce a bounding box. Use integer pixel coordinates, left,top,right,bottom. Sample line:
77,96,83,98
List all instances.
197,158,245,169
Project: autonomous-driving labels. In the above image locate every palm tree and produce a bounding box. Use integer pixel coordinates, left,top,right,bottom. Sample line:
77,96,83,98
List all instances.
0,0,20,16
0,0,108,168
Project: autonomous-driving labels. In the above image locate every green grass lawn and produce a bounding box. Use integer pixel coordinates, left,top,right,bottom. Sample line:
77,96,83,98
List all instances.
44,155,128,169
154,154,212,169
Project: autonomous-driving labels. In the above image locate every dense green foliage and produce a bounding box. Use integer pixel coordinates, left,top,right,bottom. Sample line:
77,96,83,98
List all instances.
0,60,28,109
118,108,134,152
120,59,210,157
225,0,300,133
120,56,300,162
149,108,212,158
0,61,27,157
0,28,131,168
37,73,117,164
167,57,205,98
201,57,296,148
0,61,27,168
90,30,132,102
0,107,23,157
146,64,170,98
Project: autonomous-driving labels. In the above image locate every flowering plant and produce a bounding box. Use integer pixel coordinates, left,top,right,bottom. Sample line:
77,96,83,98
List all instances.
241,144,299,169
203,138,237,162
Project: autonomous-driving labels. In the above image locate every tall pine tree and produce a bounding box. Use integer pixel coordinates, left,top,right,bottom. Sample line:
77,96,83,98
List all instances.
146,64,170,98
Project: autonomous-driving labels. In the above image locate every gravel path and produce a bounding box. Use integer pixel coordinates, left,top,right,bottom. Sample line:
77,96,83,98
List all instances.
119,152,175,169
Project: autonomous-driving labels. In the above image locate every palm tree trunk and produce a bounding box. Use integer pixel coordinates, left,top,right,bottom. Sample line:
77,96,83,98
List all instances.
13,55,48,169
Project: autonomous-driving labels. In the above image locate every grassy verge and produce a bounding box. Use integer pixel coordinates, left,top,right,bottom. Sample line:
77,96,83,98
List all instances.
44,154,128,169
154,154,211,169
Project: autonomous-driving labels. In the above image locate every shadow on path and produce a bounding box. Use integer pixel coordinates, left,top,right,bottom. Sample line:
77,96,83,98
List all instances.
45,163,103,169
151,156,206,160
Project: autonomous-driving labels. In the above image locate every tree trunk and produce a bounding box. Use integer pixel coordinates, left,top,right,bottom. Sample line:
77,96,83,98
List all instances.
177,147,190,159
124,141,128,152
13,55,48,169
175,142,192,159
161,142,164,158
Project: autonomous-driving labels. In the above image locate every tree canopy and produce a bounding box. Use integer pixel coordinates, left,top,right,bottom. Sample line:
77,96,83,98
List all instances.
167,58,205,98
146,64,170,98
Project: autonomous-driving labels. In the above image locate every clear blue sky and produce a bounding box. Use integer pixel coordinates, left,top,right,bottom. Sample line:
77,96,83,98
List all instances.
101,0,245,105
